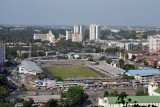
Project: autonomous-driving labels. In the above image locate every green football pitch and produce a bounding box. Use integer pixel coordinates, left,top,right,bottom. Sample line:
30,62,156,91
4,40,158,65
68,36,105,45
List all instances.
47,67,101,79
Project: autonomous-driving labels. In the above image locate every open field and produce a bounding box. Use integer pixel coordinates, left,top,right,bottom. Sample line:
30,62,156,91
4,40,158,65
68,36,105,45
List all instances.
47,67,102,79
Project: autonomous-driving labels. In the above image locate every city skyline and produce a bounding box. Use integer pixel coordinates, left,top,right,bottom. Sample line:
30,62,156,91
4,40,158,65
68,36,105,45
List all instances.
0,0,160,26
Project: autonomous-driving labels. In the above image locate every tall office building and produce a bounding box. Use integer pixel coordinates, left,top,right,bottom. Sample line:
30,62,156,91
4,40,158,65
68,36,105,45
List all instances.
125,43,133,50
66,30,72,40
74,24,84,39
0,43,5,65
89,24,100,40
149,34,160,54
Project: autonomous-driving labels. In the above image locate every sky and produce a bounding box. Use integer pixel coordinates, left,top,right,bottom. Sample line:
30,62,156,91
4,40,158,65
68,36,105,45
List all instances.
0,0,160,26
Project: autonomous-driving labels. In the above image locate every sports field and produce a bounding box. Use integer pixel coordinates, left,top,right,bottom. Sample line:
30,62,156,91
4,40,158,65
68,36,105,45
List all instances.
47,67,101,79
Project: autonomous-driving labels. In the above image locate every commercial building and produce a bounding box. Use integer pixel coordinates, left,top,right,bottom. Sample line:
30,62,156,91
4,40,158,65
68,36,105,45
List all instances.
19,60,43,75
0,43,5,65
72,33,82,42
66,30,72,40
34,31,55,43
98,96,160,107
125,43,133,50
74,24,84,39
89,24,100,40
124,69,160,85
149,34,160,54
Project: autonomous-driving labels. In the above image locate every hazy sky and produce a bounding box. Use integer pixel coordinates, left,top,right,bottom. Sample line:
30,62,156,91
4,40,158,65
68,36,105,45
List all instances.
0,0,160,26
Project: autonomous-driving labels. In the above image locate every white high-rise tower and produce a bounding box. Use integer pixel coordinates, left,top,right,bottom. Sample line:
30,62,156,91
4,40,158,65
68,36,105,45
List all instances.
66,30,72,40
74,24,84,39
89,24,100,40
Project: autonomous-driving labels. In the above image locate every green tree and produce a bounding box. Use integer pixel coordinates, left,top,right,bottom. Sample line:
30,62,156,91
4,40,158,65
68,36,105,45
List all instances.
20,84,27,93
66,86,88,106
123,74,134,79
23,98,34,107
116,92,131,107
136,90,148,96
131,55,136,61
88,57,94,62
56,77,63,81
106,59,112,64
44,99,58,107
111,90,119,97
119,59,124,69
104,90,109,97
144,61,148,66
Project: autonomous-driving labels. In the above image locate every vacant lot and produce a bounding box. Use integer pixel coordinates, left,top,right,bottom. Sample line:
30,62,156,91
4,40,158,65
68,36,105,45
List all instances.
48,67,101,79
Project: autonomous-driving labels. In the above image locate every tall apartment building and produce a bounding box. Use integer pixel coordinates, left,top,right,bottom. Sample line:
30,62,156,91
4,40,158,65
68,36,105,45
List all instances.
74,24,84,39
125,43,133,50
72,33,82,43
66,30,72,40
89,24,100,40
0,43,6,65
149,34,160,54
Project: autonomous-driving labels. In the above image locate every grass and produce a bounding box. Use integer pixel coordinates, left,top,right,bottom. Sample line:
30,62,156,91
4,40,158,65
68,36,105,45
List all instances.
47,67,101,79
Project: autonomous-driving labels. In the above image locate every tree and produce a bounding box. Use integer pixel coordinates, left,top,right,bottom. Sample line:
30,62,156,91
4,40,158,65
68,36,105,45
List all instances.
88,57,93,62
144,61,148,66
136,59,143,63
106,59,112,64
104,91,109,97
105,48,119,55
99,56,106,61
20,84,27,93
116,92,131,107
153,63,157,68
123,74,134,79
66,86,88,106
136,90,148,96
23,98,34,107
125,53,128,59
111,90,119,97
123,64,135,71
44,99,58,107
131,55,136,61
119,59,124,69
38,73,46,80
56,77,63,81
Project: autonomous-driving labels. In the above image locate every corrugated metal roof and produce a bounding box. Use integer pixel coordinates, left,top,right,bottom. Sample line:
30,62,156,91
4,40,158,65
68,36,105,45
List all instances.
21,60,43,73
125,69,160,76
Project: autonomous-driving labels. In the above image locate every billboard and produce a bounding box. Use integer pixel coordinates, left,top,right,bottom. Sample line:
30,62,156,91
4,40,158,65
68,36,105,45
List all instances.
37,82,44,86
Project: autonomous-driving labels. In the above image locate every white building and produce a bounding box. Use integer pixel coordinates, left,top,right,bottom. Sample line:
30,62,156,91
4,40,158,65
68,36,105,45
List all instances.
66,30,72,40
19,60,43,75
74,24,84,39
34,31,55,43
72,33,82,43
0,43,5,64
148,76,160,96
89,24,100,40
149,34,160,54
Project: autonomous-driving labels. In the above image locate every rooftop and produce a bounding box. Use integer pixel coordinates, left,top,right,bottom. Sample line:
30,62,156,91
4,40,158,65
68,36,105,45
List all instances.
34,34,47,36
21,60,43,73
154,88,160,94
125,69,160,76
107,96,160,104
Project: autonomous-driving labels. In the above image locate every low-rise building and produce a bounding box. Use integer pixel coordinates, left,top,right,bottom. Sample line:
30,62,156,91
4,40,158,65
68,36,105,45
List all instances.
19,60,43,75
125,69,160,85
34,31,55,43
